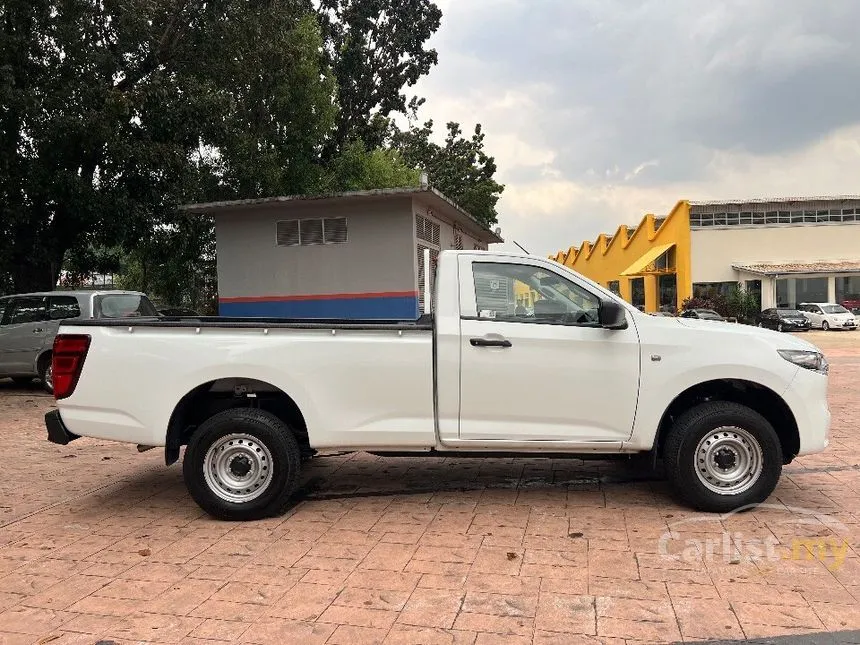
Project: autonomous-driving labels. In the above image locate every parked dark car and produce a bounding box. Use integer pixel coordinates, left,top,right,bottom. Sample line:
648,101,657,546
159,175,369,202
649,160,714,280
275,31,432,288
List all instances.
757,308,811,332
679,308,725,321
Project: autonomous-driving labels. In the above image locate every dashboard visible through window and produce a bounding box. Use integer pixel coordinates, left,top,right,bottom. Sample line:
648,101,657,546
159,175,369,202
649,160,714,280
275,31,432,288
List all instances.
471,262,600,325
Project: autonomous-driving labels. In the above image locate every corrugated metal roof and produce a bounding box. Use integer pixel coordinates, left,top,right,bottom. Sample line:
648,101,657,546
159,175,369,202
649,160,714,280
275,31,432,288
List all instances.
732,260,860,276
689,195,860,206
180,186,504,244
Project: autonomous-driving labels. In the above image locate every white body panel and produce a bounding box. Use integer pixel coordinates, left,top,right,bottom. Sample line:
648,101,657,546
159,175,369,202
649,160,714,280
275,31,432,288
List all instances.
59,325,435,449
55,251,830,462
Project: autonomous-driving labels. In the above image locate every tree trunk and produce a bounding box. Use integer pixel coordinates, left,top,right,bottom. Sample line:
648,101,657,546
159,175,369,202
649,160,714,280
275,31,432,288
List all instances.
11,259,56,293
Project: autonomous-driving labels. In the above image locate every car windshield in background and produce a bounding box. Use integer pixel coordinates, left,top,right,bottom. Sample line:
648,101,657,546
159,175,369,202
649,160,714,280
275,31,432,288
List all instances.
95,294,159,318
698,310,722,319
778,309,804,317
822,304,849,314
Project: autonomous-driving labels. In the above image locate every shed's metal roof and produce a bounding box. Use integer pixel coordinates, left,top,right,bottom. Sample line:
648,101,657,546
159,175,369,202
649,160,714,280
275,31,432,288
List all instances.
181,186,504,244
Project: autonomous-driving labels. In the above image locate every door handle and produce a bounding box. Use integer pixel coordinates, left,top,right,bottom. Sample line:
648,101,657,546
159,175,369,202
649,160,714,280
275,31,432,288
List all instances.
470,337,512,348
33,328,43,333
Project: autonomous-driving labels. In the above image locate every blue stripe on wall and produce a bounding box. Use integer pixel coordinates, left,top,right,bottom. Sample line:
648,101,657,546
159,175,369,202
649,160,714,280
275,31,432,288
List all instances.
219,295,419,319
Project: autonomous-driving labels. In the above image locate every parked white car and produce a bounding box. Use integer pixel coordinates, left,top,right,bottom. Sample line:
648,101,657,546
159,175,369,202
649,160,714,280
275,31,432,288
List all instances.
44,250,831,521
798,302,857,331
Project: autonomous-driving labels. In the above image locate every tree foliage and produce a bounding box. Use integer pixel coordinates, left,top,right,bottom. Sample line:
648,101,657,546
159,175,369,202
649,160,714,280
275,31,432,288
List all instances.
316,0,442,154
0,0,504,307
393,120,504,226
682,286,760,323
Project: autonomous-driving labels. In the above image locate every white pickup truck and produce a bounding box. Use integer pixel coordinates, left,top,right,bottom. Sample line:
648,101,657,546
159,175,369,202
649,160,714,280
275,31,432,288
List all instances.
44,250,830,521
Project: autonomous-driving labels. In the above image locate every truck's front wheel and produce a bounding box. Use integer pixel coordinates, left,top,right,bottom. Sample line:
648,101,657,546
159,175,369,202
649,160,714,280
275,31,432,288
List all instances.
664,402,782,513
183,408,301,521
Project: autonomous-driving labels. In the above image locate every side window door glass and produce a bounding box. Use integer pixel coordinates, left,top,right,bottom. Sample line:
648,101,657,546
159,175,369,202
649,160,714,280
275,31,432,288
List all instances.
472,262,600,326
7,297,47,324
48,296,82,320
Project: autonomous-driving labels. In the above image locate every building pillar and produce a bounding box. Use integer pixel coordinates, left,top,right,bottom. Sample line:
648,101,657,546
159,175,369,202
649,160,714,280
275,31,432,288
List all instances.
676,272,691,312
760,277,775,309
827,276,837,303
644,275,658,312
787,278,796,308
619,278,632,305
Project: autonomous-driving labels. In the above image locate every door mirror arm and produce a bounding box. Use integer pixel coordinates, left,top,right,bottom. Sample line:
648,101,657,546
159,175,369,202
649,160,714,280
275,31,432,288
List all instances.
598,299,629,330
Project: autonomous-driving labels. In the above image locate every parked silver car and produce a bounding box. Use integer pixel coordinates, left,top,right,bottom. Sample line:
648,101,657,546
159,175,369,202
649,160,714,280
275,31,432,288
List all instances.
0,290,159,392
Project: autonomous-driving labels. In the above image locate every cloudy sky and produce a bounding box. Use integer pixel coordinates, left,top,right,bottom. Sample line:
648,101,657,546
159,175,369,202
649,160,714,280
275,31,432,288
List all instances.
410,0,860,256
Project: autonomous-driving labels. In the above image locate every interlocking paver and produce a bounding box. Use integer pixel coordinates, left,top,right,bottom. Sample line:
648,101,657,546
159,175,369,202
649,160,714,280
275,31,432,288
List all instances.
0,330,858,643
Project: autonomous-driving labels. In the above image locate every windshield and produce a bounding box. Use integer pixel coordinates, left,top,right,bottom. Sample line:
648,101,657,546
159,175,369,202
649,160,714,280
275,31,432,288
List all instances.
777,309,803,316
94,293,159,318
698,310,722,319
822,304,849,314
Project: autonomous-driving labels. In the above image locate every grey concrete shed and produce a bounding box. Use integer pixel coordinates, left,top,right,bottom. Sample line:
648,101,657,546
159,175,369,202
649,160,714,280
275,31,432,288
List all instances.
182,186,504,319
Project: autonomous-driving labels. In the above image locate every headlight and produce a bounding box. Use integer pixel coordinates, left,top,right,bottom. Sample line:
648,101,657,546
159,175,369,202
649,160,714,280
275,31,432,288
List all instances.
778,349,828,374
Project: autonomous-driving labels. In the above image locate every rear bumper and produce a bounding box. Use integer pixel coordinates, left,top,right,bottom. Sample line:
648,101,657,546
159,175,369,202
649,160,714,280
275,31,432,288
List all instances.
45,410,79,445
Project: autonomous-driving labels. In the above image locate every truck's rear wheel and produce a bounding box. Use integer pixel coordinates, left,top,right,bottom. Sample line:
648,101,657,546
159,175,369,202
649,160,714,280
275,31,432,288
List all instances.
664,401,782,513
183,408,301,521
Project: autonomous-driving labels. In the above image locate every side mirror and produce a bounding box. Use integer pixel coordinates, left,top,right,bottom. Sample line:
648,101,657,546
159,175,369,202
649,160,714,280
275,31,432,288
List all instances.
599,299,628,330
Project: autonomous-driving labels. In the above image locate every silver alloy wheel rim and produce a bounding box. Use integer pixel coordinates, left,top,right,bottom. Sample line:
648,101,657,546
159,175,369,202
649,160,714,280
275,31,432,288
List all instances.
44,365,53,390
203,433,274,503
694,426,764,495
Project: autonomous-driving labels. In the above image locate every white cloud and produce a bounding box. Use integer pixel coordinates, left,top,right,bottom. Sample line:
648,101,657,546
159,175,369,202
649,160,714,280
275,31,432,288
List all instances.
409,0,860,256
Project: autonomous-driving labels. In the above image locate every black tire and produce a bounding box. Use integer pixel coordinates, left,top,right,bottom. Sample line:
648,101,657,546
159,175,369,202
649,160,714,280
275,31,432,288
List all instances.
38,356,53,394
182,408,302,521
822,321,829,331
663,401,782,513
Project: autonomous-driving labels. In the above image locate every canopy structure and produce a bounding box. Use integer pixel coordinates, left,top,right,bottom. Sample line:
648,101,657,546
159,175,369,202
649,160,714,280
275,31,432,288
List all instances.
620,243,675,277
732,260,860,276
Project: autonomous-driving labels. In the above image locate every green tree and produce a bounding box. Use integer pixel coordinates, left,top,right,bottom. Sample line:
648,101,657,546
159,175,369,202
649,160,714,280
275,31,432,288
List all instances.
0,0,337,292
392,120,505,226
319,140,420,193
316,0,442,154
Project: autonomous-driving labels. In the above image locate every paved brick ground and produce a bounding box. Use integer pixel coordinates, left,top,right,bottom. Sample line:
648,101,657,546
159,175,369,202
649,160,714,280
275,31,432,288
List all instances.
0,330,858,644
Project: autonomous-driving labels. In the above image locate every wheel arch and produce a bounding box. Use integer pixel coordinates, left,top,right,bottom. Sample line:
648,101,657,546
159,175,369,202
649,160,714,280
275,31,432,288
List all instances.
165,378,311,466
654,379,800,465
36,349,52,374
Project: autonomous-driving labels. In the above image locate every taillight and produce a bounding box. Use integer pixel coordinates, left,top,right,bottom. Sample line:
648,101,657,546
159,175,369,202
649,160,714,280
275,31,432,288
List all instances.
52,334,91,400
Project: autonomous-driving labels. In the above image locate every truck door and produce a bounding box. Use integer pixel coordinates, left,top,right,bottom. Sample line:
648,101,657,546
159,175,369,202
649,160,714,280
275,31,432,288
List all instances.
456,256,641,443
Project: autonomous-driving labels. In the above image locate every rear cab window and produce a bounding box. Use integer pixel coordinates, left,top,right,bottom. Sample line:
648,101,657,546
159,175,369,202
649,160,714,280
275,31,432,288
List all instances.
48,296,82,320
94,293,159,318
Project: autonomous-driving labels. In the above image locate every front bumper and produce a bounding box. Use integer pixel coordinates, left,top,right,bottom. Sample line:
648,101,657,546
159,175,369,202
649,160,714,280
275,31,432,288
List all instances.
782,367,830,457
45,410,79,445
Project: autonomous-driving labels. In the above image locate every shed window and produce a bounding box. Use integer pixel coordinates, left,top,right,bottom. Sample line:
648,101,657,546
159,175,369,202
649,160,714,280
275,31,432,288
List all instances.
299,218,324,245
277,217,348,246
416,215,441,245
324,217,348,244
276,220,300,246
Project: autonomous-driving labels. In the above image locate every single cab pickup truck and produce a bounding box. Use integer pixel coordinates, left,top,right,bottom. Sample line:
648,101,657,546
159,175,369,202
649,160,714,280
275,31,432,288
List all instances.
44,250,830,520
